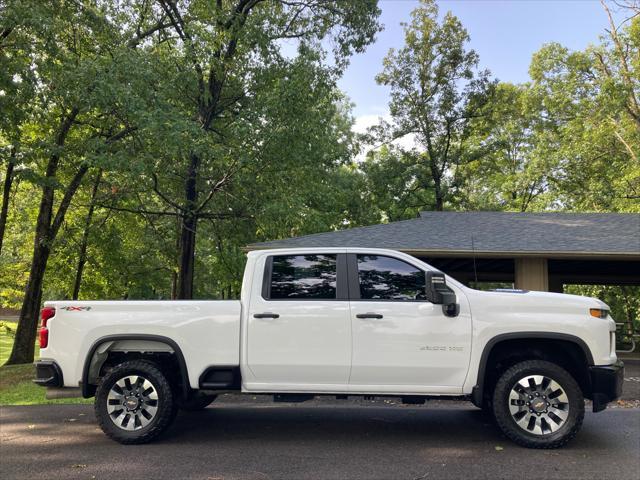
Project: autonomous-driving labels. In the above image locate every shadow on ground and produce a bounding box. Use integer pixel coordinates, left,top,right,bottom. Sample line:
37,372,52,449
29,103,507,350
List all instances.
1,403,639,480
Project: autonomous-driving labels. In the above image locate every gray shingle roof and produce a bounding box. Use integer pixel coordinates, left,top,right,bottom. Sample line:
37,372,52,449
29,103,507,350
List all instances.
247,212,640,256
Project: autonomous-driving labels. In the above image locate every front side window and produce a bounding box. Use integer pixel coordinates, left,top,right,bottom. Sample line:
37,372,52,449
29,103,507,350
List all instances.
269,254,337,299
357,255,426,301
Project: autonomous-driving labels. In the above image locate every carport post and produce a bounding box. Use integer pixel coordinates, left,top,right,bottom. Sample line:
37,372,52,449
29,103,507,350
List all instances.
515,257,549,292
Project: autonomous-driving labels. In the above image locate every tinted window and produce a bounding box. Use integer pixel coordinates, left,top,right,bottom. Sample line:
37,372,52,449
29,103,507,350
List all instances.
270,255,337,299
357,255,426,301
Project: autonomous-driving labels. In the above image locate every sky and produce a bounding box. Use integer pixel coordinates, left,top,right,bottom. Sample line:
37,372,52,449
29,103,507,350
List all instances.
344,0,624,133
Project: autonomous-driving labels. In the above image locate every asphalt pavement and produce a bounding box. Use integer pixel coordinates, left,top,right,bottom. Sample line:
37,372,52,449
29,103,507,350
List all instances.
1,401,639,480
2,360,639,480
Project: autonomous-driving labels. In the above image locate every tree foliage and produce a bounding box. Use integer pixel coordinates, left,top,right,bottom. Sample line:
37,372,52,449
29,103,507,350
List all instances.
93,0,381,299
368,0,494,213
0,0,381,363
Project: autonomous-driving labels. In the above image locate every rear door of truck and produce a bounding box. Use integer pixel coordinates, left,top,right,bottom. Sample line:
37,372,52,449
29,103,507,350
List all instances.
246,252,351,388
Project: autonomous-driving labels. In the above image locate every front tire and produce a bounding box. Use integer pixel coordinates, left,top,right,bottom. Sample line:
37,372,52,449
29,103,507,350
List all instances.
492,360,584,449
95,360,177,444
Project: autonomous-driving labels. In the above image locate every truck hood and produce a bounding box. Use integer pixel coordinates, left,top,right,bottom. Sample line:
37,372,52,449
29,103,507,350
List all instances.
468,288,609,315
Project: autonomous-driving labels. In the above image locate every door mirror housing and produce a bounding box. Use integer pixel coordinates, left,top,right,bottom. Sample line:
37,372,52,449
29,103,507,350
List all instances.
425,271,460,317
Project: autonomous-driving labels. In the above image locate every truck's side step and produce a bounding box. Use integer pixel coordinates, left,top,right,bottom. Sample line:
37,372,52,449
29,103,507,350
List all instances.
273,393,315,403
199,366,241,390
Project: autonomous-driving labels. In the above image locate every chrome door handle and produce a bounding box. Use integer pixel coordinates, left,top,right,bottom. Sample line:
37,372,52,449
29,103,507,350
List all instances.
356,313,383,319
253,312,280,319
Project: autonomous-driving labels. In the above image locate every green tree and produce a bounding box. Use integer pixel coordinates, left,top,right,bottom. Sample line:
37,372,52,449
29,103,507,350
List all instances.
526,12,639,212
0,179,35,310
0,0,38,255
3,0,380,363
369,0,494,213
3,1,145,364
359,145,432,221
117,0,380,299
455,83,558,212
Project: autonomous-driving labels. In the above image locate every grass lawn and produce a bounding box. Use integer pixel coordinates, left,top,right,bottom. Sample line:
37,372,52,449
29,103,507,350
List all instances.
0,320,91,405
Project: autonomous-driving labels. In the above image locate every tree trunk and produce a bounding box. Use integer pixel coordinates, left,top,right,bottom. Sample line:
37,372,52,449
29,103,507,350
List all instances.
0,156,15,256
72,169,102,300
434,192,444,211
6,108,80,365
427,157,444,211
432,175,444,211
8,242,51,364
177,213,197,299
177,153,200,299
6,179,55,364
171,215,180,300
171,270,178,299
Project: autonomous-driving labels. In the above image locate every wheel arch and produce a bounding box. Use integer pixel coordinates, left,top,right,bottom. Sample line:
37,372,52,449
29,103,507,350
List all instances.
81,334,190,399
471,332,594,407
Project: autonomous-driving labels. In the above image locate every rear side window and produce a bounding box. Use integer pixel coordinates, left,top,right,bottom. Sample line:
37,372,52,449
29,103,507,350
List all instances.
357,255,426,301
269,255,337,299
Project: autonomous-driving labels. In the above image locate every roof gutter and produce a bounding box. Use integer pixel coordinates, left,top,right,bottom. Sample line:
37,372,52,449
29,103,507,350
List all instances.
243,245,640,260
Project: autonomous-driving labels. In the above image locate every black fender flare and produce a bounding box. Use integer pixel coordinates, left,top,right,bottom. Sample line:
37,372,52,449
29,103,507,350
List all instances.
81,334,190,399
471,332,595,407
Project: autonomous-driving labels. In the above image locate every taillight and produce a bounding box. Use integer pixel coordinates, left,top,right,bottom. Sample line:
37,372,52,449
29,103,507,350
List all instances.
39,328,48,349
39,306,55,349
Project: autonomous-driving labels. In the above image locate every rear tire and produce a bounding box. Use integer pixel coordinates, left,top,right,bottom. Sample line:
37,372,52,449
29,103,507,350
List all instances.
492,360,584,449
95,360,177,444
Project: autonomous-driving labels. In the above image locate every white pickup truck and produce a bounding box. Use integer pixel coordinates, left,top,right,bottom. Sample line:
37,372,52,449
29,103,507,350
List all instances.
34,248,623,448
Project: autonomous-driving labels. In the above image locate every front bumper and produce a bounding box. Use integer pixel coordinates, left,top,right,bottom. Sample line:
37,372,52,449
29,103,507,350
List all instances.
33,361,63,387
590,361,624,412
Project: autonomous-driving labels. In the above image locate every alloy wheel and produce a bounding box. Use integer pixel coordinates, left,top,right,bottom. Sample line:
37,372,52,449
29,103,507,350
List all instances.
508,374,569,435
107,375,159,431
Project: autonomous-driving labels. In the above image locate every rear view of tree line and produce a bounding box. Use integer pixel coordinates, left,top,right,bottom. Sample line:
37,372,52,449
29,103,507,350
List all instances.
1,0,638,364
363,0,639,219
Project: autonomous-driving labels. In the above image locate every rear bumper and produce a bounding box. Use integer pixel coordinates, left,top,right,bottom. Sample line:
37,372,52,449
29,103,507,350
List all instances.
590,361,624,412
33,361,63,387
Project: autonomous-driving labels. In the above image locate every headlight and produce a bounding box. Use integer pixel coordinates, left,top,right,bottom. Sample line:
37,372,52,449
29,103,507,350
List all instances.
589,308,609,319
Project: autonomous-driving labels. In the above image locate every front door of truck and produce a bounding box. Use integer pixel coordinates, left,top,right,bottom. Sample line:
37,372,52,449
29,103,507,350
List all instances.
348,254,472,393
246,252,351,390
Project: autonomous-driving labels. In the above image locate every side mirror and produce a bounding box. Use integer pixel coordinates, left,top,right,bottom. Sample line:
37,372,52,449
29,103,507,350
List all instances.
425,271,460,317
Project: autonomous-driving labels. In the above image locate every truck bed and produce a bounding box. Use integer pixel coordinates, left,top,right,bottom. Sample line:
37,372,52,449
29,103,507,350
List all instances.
41,300,241,389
